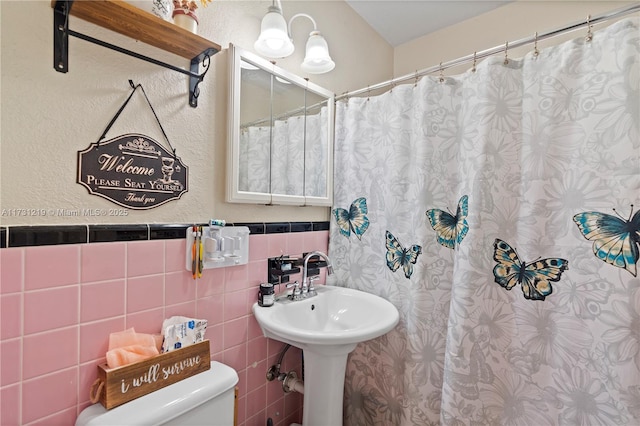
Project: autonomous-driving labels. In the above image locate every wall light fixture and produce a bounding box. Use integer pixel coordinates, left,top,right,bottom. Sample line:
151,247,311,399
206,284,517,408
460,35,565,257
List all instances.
254,2,335,74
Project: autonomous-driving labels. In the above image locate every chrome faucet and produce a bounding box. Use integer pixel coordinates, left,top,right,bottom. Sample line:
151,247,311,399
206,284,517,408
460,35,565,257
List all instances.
302,251,334,298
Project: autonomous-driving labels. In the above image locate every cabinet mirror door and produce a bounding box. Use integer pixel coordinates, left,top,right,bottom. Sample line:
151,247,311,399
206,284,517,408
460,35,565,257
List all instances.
237,59,272,198
304,94,332,203
227,44,334,206
269,74,306,204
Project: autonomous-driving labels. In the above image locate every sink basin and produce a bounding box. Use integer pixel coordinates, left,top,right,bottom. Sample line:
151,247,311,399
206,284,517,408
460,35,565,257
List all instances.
252,284,399,426
252,284,399,349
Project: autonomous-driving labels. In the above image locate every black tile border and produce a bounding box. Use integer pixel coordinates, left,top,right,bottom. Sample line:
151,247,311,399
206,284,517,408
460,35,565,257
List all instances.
0,221,331,248
8,225,88,247
291,222,313,233
312,222,330,231
150,224,194,240
265,222,291,234
89,224,149,243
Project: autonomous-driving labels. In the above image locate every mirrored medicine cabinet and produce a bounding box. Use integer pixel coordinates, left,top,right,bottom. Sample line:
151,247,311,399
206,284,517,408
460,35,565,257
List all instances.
227,44,334,206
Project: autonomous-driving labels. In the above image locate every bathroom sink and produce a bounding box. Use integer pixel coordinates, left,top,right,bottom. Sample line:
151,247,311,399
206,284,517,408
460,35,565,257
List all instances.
253,284,399,425
252,284,399,350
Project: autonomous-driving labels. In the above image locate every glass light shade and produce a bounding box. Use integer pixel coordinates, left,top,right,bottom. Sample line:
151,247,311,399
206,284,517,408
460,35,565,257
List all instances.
301,31,335,74
254,6,294,58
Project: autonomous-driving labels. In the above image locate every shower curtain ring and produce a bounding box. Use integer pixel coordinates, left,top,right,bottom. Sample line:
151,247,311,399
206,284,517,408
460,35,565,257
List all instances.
414,70,419,87
439,62,445,83
585,15,593,42
504,41,509,65
342,91,350,105
367,85,370,101
533,32,540,58
472,52,477,72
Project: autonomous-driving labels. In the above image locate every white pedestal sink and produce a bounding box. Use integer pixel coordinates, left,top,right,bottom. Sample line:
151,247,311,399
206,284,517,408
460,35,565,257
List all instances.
252,285,399,426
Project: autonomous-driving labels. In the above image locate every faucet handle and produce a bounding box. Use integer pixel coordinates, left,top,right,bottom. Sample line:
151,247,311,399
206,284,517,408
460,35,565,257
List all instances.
307,276,319,297
286,281,302,301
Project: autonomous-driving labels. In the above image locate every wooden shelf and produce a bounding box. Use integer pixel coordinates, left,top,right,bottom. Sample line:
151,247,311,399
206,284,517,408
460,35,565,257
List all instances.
51,0,222,107
52,0,221,59
51,0,220,58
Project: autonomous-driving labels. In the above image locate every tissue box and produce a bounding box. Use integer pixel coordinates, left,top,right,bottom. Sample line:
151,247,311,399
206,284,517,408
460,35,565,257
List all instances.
94,340,211,409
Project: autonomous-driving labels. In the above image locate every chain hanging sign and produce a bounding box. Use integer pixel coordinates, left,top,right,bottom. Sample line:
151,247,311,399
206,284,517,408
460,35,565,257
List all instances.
77,134,188,209
77,80,188,209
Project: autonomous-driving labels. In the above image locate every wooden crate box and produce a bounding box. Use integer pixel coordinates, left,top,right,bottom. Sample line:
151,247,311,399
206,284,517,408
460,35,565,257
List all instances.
92,340,211,409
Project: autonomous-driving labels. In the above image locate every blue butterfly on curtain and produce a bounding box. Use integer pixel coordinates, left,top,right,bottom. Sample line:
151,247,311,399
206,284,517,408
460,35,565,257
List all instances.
385,231,422,279
426,195,469,249
493,239,569,301
333,197,370,240
573,206,640,276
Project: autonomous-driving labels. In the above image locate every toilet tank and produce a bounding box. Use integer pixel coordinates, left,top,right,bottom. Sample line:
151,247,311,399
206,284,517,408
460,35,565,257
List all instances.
76,361,238,426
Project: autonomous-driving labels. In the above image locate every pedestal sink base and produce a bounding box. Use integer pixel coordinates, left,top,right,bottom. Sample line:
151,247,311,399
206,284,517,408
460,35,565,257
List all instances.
301,345,356,426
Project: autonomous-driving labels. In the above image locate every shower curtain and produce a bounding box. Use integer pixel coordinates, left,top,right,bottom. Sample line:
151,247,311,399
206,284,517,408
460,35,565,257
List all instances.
330,18,639,425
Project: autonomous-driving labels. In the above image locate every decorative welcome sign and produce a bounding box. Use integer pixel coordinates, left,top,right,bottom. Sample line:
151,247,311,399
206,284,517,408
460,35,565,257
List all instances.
95,340,210,409
77,133,188,209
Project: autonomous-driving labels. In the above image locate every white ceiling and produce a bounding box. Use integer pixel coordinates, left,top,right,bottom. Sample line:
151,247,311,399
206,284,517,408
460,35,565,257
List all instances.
345,0,513,46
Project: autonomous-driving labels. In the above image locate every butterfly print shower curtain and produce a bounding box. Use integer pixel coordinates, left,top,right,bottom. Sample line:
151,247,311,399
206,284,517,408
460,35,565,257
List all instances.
329,18,640,425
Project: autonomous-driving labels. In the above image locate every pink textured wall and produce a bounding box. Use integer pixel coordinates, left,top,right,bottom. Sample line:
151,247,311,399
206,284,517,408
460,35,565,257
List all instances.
0,230,329,426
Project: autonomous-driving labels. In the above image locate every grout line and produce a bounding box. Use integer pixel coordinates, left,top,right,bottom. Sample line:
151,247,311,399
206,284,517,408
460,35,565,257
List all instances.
124,242,129,330
75,244,82,417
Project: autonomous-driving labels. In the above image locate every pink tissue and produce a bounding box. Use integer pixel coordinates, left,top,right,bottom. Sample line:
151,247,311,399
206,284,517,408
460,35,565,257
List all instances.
106,328,159,369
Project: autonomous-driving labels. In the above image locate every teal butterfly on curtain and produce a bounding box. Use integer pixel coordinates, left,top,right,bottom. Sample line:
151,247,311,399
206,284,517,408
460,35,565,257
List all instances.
493,239,569,301
426,195,469,249
333,197,370,240
385,231,422,279
573,206,640,276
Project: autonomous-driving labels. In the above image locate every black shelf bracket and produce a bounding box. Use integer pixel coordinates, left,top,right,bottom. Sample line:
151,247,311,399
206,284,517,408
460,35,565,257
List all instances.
52,0,219,108
189,48,217,108
53,0,71,73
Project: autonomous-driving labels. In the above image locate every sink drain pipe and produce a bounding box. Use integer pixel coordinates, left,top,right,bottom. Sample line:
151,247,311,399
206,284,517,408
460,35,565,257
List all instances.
266,344,305,395
282,371,304,394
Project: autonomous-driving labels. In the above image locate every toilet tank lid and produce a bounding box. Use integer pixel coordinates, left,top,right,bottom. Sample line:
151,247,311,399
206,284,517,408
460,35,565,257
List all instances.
75,361,239,426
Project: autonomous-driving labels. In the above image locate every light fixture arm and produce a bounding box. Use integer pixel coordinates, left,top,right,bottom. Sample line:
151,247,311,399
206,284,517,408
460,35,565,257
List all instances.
287,13,318,37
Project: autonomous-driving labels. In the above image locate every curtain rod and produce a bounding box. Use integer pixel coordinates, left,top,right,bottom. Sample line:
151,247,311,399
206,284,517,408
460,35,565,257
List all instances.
336,3,640,101
240,98,327,129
